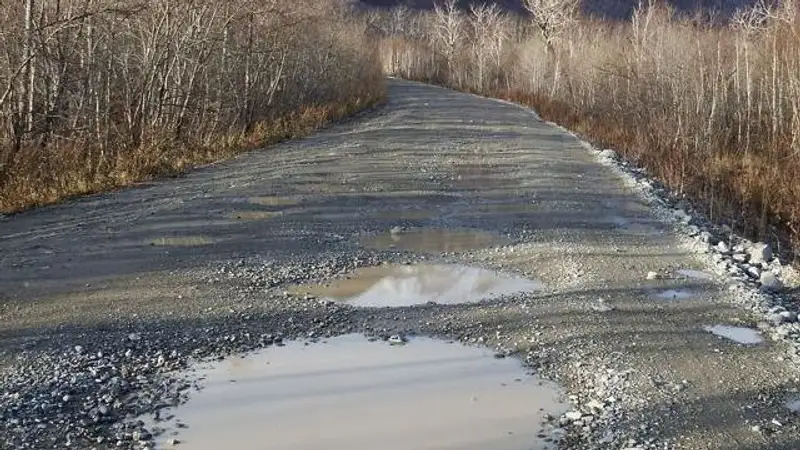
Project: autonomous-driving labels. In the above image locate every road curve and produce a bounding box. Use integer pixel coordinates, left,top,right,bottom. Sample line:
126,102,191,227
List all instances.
1,80,799,449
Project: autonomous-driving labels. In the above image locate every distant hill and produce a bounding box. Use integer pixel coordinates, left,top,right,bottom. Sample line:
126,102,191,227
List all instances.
358,0,759,19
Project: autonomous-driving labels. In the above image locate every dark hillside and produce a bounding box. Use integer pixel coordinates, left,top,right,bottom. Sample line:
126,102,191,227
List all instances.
358,0,760,19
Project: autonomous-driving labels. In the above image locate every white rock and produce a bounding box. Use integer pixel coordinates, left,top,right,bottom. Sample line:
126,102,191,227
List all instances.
599,149,617,160
564,411,583,421
716,241,730,253
759,272,784,291
749,243,773,264
646,271,659,280
586,399,605,411
733,253,749,263
746,266,761,278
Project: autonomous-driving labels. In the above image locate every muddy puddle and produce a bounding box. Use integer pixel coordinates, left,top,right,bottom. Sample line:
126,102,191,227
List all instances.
149,236,215,247
246,196,299,206
142,334,565,450
292,264,543,307
227,210,284,221
362,228,508,253
703,325,764,345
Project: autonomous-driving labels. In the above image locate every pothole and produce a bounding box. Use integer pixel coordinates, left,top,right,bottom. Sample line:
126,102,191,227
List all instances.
361,228,509,253
227,211,283,221
607,217,663,236
703,325,764,345
149,236,214,247
142,334,566,450
290,264,544,307
651,289,696,300
246,196,298,206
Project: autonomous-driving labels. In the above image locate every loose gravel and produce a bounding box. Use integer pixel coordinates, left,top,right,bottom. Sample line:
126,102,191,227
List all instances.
1,80,800,450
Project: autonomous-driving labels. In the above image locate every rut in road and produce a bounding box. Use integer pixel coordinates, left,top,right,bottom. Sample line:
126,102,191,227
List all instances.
0,80,799,450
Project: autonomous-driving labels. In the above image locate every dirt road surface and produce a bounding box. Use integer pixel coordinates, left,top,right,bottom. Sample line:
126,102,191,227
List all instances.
1,80,799,449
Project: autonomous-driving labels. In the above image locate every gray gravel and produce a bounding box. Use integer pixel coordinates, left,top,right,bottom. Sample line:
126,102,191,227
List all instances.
1,79,800,450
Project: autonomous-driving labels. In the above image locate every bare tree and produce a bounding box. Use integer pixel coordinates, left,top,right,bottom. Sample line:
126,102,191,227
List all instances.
469,3,508,91
521,0,579,53
433,0,464,82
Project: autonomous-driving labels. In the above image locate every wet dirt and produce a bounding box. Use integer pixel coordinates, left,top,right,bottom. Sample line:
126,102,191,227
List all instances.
148,236,215,247
361,228,508,253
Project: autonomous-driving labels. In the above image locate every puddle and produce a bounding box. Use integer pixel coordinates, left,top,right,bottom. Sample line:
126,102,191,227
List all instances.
291,264,544,307
677,269,714,280
607,216,663,236
149,236,214,247
477,203,539,214
143,334,565,450
227,210,283,221
651,289,696,300
703,325,764,345
361,228,508,253
372,208,437,220
247,196,298,206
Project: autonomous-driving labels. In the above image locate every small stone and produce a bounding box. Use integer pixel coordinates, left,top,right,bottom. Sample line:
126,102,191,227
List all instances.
733,253,749,263
74,345,84,354
716,241,730,253
168,438,181,446
599,149,617,160
586,399,605,411
564,411,583,421
388,335,406,346
646,271,659,280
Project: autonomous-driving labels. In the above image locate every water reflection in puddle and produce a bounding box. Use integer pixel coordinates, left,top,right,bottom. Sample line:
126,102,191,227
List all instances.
362,228,508,253
149,236,214,247
651,289,695,300
703,325,764,345
143,335,565,450
292,264,544,307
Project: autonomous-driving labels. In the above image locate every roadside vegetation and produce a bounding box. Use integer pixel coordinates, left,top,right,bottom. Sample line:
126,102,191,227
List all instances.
365,0,800,262
0,0,384,213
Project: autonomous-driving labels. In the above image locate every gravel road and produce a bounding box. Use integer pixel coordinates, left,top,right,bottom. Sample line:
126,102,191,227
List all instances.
1,79,800,450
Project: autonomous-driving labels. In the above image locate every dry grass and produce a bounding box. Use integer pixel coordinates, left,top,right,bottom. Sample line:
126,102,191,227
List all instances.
0,0,385,213
367,1,800,262
0,95,384,212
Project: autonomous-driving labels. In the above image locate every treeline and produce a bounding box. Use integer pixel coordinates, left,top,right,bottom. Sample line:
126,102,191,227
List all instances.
365,0,800,261
0,0,384,212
